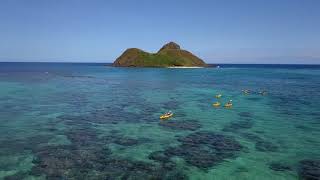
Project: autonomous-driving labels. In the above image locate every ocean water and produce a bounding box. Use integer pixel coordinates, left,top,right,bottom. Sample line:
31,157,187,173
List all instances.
0,62,319,180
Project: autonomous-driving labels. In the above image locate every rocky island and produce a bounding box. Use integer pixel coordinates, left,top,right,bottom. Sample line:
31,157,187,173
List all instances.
113,42,207,67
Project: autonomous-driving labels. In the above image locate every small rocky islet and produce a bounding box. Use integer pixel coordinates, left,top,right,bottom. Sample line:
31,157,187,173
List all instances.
113,42,208,67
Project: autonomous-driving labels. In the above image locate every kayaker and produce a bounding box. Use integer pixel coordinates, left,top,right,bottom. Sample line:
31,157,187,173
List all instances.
160,111,174,119
165,111,172,116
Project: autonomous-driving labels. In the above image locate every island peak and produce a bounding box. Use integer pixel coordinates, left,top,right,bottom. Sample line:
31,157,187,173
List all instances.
113,42,207,67
158,42,181,53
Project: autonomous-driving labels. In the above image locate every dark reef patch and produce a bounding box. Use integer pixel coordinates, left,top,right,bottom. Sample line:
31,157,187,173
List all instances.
30,144,185,179
222,120,253,132
238,112,253,118
31,145,158,179
148,151,178,173
112,137,140,146
31,145,106,179
295,125,316,131
254,130,265,134
270,94,312,117
246,97,262,101
159,120,201,131
56,90,162,125
65,129,100,147
0,135,53,155
28,129,184,179
165,145,219,169
298,160,320,180
241,133,279,152
100,133,149,147
222,112,254,133
149,151,171,164
240,132,279,152
163,131,243,169
269,162,292,172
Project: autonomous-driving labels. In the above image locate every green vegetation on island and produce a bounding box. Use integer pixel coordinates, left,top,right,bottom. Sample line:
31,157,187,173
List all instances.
113,42,208,67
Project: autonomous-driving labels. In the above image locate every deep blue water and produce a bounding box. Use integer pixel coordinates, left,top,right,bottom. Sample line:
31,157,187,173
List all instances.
0,62,319,179
218,63,320,69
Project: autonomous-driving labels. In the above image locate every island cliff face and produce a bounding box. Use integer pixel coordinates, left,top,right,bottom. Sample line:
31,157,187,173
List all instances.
113,42,207,67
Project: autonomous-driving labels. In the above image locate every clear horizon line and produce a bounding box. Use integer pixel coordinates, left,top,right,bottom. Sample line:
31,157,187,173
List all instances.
0,61,320,65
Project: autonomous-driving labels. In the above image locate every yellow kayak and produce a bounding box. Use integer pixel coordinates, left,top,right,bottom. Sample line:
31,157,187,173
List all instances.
160,113,173,119
212,102,221,107
215,94,222,98
224,103,233,108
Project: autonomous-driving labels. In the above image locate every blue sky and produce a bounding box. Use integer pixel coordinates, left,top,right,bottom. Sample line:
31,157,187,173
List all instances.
0,0,319,64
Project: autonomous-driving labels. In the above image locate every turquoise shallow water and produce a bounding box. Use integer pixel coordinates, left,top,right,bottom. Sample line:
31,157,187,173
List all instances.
0,63,319,180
